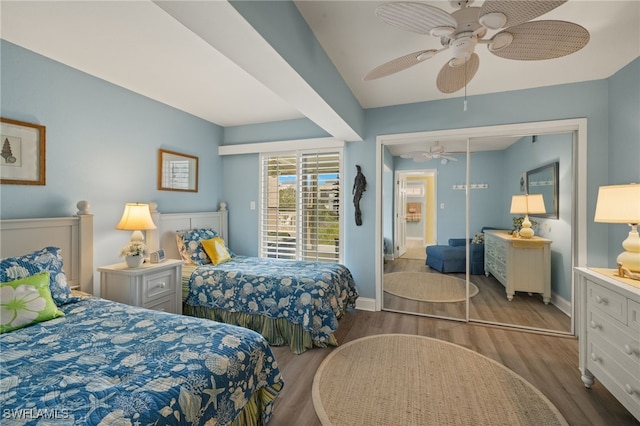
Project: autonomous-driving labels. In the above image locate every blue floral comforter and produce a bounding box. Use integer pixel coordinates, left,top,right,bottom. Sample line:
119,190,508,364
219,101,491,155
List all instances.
0,297,283,425
184,256,359,346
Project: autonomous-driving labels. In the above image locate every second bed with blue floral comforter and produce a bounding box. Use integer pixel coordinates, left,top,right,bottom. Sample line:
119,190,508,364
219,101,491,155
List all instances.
0,296,284,425
182,256,359,354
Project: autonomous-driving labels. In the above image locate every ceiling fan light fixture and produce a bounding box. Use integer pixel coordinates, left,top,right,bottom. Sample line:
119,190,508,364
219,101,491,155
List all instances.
430,26,455,37
489,32,514,52
416,50,437,61
479,12,507,30
448,55,469,68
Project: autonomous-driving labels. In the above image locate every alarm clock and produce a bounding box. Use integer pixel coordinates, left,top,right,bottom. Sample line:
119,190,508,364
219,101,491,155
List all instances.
149,249,166,263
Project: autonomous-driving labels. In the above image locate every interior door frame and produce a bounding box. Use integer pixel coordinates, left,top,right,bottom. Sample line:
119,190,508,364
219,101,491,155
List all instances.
394,169,438,259
374,118,587,336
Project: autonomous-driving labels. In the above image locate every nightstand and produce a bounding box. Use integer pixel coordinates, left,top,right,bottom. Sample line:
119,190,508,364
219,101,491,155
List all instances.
98,259,183,314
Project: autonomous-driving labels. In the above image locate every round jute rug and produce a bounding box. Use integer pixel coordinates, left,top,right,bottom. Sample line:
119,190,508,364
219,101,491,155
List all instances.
312,334,568,426
384,272,479,303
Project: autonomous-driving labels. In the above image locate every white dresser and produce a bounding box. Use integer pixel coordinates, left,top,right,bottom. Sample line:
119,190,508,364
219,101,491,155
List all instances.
484,229,552,303
576,267,640,421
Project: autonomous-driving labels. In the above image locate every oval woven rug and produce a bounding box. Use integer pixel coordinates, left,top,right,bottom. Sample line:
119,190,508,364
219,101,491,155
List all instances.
384,272,479,303
312,334,568,426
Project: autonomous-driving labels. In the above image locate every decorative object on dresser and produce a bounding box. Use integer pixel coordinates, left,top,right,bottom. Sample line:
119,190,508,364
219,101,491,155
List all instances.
509,193,546,238
0,117,46,185
594,183,640,280
575,267,640,420
115,202,157,268
484,229,552,303
98,259,183,314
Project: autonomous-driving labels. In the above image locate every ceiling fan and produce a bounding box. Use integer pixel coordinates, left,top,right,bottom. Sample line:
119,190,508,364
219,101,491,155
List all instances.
364,0,590,93
401,142,461,162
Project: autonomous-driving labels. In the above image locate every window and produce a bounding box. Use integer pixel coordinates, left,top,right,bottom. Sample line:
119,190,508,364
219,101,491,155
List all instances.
260,150,342,262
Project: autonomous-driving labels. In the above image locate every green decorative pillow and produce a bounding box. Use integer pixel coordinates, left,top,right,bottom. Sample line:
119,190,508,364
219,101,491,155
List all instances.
0,272,64,333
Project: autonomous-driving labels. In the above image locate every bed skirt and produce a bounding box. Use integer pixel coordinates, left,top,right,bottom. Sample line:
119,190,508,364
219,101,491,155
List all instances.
183,304,340,354
231,379,283,425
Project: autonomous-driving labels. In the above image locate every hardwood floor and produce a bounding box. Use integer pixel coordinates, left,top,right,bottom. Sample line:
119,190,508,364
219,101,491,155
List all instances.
268,309,639,425
383,258,571,333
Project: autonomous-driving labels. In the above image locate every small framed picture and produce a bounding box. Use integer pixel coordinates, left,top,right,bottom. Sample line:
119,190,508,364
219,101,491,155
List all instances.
1,117,46,185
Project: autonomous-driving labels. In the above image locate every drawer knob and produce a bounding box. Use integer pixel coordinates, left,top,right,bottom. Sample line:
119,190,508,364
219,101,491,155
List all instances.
590,352,600,362
625,384,635,395
595,295,607,304
159,282,166,288
589,320,600,330
624,344,636,355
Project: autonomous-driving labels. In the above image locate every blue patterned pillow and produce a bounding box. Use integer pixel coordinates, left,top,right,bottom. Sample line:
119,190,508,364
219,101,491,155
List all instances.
176,228,219,265
0,247,73,306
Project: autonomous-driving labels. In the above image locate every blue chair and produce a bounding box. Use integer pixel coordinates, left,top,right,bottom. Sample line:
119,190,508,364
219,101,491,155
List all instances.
425,227,498,275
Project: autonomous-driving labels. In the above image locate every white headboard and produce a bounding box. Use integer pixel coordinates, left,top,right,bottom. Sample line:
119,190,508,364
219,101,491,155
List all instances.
0,200,94,294
148,203,229,261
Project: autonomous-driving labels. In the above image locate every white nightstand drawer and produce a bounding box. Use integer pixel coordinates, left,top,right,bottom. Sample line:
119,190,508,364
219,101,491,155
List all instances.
143,270,175,303
588,280,627,324
145,297,175,313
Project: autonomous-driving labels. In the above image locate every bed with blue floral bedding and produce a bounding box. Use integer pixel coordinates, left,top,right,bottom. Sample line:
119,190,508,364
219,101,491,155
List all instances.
0,247,284,425
175,228,359,354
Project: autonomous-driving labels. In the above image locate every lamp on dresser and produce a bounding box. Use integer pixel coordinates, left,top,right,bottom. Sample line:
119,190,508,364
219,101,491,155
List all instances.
115,203,157,268
594,183,640,280
510,194,545,238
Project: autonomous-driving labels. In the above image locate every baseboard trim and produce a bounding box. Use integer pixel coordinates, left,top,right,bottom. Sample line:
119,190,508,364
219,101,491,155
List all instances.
355,297,376,311
551,292,571,317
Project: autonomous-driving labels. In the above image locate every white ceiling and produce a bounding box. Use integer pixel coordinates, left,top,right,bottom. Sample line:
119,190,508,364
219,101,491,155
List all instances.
1,1,639,144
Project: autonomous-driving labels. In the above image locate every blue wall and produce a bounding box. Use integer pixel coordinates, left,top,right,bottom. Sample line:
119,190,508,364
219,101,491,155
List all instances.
1,40,224,292
2,38,638,302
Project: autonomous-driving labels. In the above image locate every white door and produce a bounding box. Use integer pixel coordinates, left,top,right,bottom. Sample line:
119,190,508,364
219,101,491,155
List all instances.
395,175,407,258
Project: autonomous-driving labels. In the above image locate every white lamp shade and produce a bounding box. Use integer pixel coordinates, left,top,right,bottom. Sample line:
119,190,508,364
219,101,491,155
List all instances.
510,194,546,215
115,203,157,231
594,184,640,223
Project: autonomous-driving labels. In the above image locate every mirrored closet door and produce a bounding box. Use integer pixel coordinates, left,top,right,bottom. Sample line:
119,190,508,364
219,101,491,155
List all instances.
379,120,585,335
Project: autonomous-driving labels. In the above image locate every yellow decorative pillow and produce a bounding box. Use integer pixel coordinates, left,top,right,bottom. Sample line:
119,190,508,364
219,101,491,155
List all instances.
201,237,232,265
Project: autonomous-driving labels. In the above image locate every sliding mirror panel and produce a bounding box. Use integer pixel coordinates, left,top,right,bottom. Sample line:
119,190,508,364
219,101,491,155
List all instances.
382,141,468,321
467,134,573,333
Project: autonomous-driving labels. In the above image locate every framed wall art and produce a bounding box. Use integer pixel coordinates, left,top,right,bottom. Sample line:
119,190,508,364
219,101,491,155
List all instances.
158,149,198,192
1,118,46,185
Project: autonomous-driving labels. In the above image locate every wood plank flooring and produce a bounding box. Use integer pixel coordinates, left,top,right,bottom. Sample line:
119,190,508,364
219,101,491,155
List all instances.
268,309,638,425
384,258,571,333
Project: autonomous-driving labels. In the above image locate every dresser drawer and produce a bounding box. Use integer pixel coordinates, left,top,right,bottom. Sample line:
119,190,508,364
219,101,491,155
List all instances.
630,299,640,330
587,280,627,324
586,335,640,414
143,269,176,303
588,310,640,370
144,297,175,313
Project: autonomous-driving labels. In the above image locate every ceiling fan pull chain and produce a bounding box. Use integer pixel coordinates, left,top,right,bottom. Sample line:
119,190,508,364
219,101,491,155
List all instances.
463,61,468,111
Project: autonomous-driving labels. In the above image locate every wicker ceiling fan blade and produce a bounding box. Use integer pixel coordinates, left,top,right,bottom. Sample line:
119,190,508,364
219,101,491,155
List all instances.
436,53,480,94
489,21,590,60
375,2,457,35
364,49,437,81
479,0,567,28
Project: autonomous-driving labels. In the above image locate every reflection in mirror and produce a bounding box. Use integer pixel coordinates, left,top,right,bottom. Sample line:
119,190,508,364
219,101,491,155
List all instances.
158,149,199,192
381,131,574,335
526,162,559,219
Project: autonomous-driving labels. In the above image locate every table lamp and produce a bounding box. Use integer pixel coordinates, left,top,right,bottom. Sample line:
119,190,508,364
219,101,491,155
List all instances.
510,194,545,238
594,183,640,279
115,202,157,244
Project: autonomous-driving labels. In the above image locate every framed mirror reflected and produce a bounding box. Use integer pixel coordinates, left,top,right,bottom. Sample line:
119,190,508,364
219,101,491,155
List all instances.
526,161,559,219
158,149,198,192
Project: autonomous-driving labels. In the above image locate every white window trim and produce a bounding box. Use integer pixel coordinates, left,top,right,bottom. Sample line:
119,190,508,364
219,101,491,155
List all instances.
259,147,345,263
